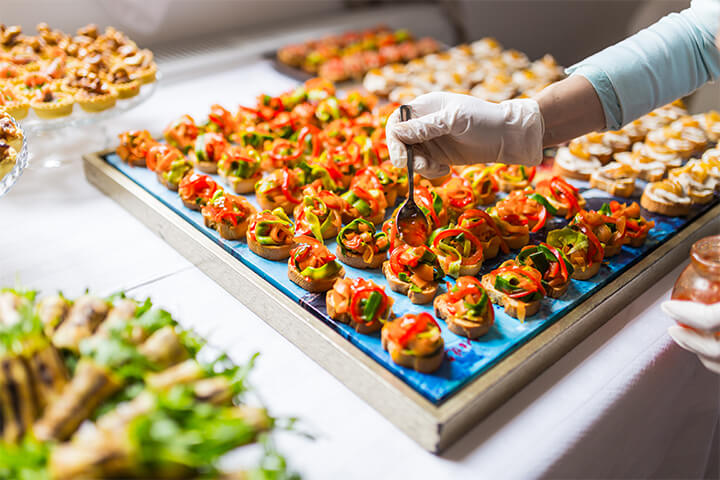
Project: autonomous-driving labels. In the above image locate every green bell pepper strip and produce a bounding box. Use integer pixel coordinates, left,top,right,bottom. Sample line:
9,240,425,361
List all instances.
527,193,559,215
165,160,192,185
238,131,274,150
194,134,209,163
254,208,294,246
299,260,341,280
362,291,383,323
337,219,390,255
341,191,371,217
493,275,542,302
464,290,489,319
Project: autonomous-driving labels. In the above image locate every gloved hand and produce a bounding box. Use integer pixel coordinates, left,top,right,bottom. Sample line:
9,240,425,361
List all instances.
663,300,720,374
385,92,545,178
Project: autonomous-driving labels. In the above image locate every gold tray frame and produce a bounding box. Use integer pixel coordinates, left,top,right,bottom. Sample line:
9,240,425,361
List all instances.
84,150,720,453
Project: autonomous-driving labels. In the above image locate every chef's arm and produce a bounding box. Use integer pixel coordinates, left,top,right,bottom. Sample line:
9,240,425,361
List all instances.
536,0,720,146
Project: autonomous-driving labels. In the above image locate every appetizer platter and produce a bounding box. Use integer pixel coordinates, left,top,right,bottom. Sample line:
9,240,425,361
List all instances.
84,78,720,452
273,25,441,82
0,288,298,479
362,37,565,103
0,23,158,131
0,110,28,197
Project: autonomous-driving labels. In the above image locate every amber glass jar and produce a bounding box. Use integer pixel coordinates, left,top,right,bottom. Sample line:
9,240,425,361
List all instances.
672,235,720,304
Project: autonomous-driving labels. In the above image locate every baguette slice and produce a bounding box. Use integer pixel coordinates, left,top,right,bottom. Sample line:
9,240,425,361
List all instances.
433,295,493,339
224,175,259,194
589,162,637,198
382,261,438,304
336,246,386,269
326,299,388,334
481,274,541,320
436,254,482,278
247,233,294,260
570,261,601,280
288,263,345,293
381,332,444,373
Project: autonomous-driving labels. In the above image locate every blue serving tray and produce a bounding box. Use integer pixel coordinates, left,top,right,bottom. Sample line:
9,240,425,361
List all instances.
101,152,718,405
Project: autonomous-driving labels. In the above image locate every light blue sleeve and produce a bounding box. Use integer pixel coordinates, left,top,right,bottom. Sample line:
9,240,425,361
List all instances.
566,0,720,130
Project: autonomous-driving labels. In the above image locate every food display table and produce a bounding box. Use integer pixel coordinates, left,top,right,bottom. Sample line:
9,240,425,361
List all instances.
1,49,718,480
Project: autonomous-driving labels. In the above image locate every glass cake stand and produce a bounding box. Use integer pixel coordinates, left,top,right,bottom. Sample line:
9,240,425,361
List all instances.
20,74,159,169
0,117,29,198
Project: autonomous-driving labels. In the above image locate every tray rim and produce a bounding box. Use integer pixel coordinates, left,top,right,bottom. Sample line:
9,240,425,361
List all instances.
84,149,720,453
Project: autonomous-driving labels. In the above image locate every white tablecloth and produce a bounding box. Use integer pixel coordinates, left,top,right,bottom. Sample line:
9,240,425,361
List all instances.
1,61,717,479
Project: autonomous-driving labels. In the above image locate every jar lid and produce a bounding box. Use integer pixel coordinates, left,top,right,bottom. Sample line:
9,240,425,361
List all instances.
691,235,720,277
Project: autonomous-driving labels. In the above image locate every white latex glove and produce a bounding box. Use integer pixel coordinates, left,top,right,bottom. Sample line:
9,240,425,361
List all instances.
385,92,544,178
663,300,720,374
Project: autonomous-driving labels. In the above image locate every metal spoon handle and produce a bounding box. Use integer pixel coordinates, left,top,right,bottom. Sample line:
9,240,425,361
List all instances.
400,105,414,202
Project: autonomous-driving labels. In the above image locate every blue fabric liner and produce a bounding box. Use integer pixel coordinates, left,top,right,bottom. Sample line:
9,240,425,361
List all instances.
104,152,717,405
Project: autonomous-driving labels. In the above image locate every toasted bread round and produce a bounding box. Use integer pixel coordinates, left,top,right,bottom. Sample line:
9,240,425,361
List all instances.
381,332,444,373
336,247,386,269
603,243,623,258
215,219,250,240
226,175,259,194
288,263,344,292
553,162,592,181
640,191,691,217
481,274,541,320
158,172,179,191
257,195,294,215
480,238,501,260
247,234,294,260
194,160,218,174
589,171,636,198
544,281,569,299
629,235,648,248
382,261,438,304
326,299,386,334
433,295,493,339
182,198,202,211
570,261,601,280
497,179,531,192
503,232,530,250
436,255,482,278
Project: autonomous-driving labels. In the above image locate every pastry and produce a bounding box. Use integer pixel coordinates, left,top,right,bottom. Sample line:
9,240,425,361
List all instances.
29,83,74,118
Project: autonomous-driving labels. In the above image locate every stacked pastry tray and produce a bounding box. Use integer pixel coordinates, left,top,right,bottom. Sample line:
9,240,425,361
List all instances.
84,148,720,452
